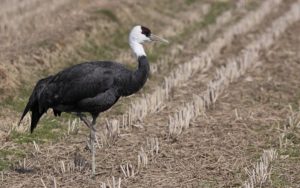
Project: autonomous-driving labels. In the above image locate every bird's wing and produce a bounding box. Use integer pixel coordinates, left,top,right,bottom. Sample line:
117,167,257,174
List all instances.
42,62,121,107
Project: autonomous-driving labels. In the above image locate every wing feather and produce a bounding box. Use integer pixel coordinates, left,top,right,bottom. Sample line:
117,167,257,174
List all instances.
40,61,127,108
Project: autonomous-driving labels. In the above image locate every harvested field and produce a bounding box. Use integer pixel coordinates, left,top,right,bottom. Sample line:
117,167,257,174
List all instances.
1,0,300,187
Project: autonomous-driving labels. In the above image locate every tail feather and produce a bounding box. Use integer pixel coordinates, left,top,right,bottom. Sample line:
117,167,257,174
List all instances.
30,104,43,133
19,76,53,132
18,94,35,126
19,92,44,133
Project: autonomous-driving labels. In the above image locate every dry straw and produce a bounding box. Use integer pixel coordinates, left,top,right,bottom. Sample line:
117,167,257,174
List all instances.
117,137,159,181
168,0,292,137
100,177,121,188
52,176,57,188
40,178,47,188
67,118,80,135
168,0,300,137
95,119,120,148
0,0,72,39
33,140,40,153
150,5,232,75
137,147,148,169
279,105,300,148
145,137,159,156
172,0,300,184
104,0,282,131
120,162,136,178
245,105,300,187
0,0,211,96
243,149,278,188
244,105,300,187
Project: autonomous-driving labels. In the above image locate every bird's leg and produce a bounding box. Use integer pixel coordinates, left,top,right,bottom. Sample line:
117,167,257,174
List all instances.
76,113,98,176
90,115,97,177
77,113,91,128
77,113,96,152
77,113,96,132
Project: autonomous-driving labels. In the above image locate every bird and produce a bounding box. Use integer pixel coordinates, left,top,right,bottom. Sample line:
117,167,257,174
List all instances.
18,25,168,176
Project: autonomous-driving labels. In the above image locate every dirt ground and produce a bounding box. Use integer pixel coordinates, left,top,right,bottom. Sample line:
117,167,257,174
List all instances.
1,0,300,187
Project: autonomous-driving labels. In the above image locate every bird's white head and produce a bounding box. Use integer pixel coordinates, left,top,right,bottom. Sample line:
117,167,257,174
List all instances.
129,25,168,58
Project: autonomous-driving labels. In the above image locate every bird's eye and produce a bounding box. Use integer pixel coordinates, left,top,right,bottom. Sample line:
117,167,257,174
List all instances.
141,26,151,37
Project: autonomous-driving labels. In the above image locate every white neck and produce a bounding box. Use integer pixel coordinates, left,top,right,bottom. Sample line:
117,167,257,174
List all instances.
130,41,146,58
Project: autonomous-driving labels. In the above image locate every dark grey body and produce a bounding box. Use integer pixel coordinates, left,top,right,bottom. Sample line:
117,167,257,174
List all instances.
19,56,149,132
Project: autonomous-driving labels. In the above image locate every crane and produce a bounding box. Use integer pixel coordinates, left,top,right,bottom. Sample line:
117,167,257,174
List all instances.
18,25,168,176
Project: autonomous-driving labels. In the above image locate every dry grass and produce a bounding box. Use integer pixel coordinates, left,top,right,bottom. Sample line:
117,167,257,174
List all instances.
244,105,300,187
243,149,278,188
167,0,284,138
0,0,213,128
0,0,210,96
105,0,279,134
